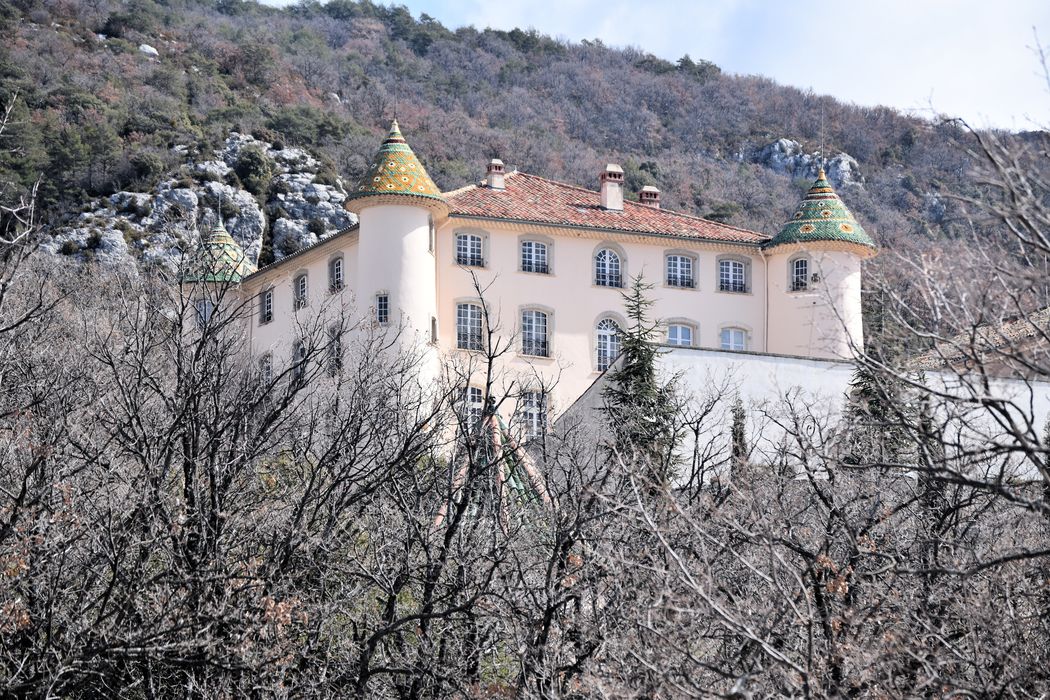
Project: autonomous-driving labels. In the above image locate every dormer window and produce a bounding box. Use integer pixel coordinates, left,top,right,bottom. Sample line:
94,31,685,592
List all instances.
455,233,483,267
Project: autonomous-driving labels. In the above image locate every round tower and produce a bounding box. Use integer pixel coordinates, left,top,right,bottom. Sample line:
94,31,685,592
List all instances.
764,169,877,359
181,221,256,328
345,120,448,345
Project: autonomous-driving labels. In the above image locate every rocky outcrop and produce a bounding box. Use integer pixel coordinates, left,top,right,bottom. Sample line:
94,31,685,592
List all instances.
44,132,357,269
751,139,863,189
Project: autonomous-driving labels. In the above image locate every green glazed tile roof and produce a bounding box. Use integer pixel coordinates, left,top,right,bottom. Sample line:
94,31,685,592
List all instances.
346,120,444,203
766,170,875,250
182,222,257,283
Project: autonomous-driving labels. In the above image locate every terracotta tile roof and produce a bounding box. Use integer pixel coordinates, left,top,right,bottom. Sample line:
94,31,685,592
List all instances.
445,172,769,245
911,307,1050,371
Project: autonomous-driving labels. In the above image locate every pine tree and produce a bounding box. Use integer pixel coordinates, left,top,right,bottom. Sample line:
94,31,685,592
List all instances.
730,395,747,479
843,360,913,467
601,275,680,486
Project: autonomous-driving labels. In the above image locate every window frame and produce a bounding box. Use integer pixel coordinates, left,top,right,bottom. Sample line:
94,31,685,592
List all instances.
459,385,484,432
666,321,696,347
292,339,308,381
665,252,697,289
595,317,623,371
294,273,309,310
259,287,274,325
717,255,751,294
195,298,215,329
327,326,343,377
329,256,345,293
259,352,273,384
719,326,748,352
375,293,390,325
456,302,484,351
520,307,550,357
594,247,624,289
516,390,548,441
455,232,485,267
789,255,811,292
520,238,551,275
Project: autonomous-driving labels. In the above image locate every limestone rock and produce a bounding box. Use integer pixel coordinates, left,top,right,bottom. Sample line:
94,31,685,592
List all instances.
138,43,159,57
752,139,864,189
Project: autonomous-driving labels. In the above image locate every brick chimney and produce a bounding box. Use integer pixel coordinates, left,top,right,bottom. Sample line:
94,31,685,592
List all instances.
639,185,661,208
599,164,624,211
486,158,505,190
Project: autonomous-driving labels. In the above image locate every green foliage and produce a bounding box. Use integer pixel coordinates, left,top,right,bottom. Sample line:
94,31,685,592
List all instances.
704,201,742,223
307,218,326,237
843,362,915,467
602,275,680,485
676,54,721,83
266,106,347,147
730,396,747,476
234,146,273,197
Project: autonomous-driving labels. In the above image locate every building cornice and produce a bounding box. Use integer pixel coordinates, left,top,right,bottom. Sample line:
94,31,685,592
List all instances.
241,226,360,286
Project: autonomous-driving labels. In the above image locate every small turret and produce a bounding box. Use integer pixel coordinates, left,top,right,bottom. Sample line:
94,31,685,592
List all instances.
765,170,876,359
182,221,256,284
345,119,448,217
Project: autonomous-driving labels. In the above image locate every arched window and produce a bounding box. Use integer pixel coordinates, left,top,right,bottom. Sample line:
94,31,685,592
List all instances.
329,257,344,292
294,273,309,309
259,287,274,324
596,318,622,371
595,249,622,287
667,323,694,347
720,327,747,351
455,233,483,267
790,257,810,291
456,303,483,351
521,309,549,357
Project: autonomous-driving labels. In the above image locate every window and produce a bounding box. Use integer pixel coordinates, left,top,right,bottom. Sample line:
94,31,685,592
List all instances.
259,288,273,324
430,317,438,344
718,258,748,293
455,233,483,267
791,257,809,291
666,254,694,288
460,386,484,430
294,274,309,309
521,240,549,274
596,318,622,371
667,323,694,347
428,215,435,253
376,294,390,324
195,299,215,329
720,327,747,351
259,353,273,383
517,391,548,440
292,340,307,380
456,303,483,351
329,257,344,292
327,327,342,376
595,249,622,288
521,309,549,357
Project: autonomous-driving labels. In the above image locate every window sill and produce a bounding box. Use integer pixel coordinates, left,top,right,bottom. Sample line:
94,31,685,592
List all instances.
518,269,552,276
664,284,699,291
518,352,554,361
715,289,752,296
592,283,625,291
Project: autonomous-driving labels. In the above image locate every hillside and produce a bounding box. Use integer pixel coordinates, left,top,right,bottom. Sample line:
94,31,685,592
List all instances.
0,0,1040,266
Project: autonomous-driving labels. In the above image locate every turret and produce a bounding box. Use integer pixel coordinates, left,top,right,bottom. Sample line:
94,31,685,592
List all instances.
345,120,448,345
764,169,876,359
182,221,256,328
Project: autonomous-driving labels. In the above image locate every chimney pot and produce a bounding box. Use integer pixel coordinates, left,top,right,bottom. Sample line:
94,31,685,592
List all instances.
639,185,661,209
600,164,624,211
486,158,505,190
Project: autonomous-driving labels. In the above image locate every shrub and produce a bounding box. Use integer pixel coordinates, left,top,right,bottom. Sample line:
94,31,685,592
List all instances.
129,151,166,184
59,240,80,255
234,147,273,196
307,218,327,237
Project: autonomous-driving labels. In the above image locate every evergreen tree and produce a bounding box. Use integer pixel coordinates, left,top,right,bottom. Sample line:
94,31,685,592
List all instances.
843,360,914,467
730,395,748,479
601,275,680,486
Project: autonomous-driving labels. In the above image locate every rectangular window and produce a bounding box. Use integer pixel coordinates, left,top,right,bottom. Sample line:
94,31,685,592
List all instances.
719,259,747,293
668,324,693,346
259,353,273,383
517,390,548,440
521,240,549,274
294,274,309,309
376,294,390,324
327,327,342,376
430,317,438,344
720,328,746,351
521,309,549,357
456,303,483,351
791,258,809,291
195,299,215,329
293,340,307,380
428,216,435,253
666,255,694,288
329,258,344,292
455,234,484,267
460,386,484,431
259,289,273,324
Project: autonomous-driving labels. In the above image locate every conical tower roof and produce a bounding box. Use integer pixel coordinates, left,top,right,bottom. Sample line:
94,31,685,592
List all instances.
345,120,445,210
766,169,876,251
182,221,256,284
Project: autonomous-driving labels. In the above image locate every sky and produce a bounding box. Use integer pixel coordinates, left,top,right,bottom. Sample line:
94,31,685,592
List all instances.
268,0,1050,130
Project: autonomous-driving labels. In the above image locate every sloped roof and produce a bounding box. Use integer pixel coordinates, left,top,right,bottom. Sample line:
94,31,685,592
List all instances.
445,171,768,245
182,223,256,283
346,120,444,204
912,307,1050,371
767,169,876,250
